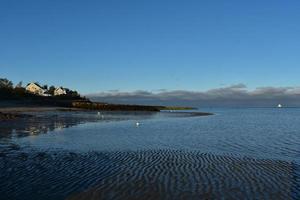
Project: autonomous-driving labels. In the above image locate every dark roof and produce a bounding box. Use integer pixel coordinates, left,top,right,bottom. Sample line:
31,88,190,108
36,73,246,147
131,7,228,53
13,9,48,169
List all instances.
26,82,43,88
55,87,66,90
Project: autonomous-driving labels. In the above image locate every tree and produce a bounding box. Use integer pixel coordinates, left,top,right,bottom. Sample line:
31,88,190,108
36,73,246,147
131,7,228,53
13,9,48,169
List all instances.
0,78,13,89
42,84,48,90
0,78,14,99
14,86,26,97
16,81,23,88
48,86,55,95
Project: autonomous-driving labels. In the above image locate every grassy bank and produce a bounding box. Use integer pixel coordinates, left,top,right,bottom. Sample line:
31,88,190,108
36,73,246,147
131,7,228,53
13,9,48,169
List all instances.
72,101,196,111
72,101,160,111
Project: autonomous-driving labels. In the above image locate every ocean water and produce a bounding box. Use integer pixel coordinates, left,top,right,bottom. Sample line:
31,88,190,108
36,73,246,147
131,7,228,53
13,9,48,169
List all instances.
0,108,300,199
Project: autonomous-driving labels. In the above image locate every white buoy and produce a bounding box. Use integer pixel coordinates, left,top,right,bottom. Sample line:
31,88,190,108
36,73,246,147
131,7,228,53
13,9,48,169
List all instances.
136,122,140,127
277,104,282,108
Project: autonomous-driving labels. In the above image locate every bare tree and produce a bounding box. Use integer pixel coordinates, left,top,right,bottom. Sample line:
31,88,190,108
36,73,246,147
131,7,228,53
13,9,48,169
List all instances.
16,81,23,88
0,78,13,89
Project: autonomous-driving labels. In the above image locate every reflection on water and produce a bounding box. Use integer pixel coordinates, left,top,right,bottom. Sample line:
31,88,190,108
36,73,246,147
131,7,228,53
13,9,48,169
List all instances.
0,111,162,138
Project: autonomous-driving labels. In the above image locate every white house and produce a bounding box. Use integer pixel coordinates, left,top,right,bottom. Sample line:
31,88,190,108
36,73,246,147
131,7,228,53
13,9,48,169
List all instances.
26,83,49,96
54,87,67,96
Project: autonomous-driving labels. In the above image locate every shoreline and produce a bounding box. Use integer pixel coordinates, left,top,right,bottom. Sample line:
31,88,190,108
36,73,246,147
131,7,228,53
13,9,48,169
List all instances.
0,105,213,122
0,99,207,119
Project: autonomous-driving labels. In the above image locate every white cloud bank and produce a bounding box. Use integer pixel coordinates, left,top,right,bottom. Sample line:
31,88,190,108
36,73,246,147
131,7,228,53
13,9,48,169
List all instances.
86,84,300,107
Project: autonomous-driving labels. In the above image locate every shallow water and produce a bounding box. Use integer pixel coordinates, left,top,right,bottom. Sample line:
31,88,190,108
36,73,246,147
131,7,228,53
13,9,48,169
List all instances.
0,108,300,199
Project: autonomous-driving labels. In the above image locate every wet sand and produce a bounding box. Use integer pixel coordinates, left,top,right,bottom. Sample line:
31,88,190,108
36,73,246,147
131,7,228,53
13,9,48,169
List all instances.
0,148,298,200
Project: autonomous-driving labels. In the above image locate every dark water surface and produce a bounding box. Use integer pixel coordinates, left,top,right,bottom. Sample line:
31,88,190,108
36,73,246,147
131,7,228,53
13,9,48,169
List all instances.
0,108,300,199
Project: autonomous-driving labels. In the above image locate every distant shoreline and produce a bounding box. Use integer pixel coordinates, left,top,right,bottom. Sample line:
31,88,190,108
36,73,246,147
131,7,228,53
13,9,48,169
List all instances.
0,99,196,112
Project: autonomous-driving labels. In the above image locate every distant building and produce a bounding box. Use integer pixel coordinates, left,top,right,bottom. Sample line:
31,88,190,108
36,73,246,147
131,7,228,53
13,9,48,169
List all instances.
54,87,67,96
26,83,49,96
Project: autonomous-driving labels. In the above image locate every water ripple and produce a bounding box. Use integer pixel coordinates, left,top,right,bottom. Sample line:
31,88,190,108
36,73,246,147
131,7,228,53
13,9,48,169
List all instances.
0,149,299,200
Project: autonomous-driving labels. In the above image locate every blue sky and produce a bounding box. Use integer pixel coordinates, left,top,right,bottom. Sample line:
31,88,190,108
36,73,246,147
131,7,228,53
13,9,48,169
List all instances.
1,0,300,94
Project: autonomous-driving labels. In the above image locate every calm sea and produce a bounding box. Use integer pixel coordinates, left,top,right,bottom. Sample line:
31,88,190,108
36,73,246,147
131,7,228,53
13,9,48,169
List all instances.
0,108,299,199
